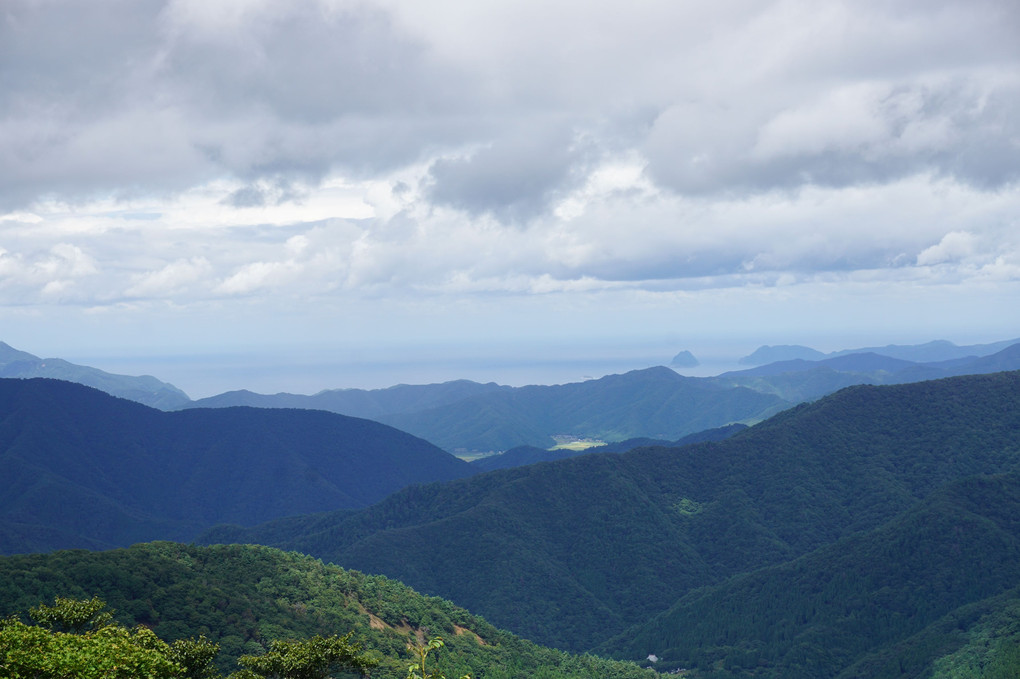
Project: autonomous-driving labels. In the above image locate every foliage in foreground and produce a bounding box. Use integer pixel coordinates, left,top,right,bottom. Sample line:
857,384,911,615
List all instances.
1,596,221,679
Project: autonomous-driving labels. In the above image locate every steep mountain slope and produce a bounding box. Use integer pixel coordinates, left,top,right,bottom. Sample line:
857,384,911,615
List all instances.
200,371,1020,654
0,341,190,409
0,378,473,554
377,366,788,452
0,542,654,679
604,472,1020,677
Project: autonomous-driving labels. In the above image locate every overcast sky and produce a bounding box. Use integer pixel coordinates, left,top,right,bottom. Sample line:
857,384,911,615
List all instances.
2,0,1019,396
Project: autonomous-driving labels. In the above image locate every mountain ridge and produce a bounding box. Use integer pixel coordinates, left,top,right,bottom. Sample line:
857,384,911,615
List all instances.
198,370,1020,656
0,378,473,554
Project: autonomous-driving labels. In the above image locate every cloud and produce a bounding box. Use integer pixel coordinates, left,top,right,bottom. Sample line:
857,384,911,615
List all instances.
125,257,213,297
426,124,593,222
1,0,1019,369
916,231,977,266
3,0,1018,216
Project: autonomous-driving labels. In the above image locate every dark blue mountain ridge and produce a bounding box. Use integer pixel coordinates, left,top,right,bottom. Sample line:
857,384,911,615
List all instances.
0,377,473,555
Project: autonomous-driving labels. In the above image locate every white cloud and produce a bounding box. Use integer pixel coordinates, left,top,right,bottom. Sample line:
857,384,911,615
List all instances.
916,231,978,266
125,257,213,297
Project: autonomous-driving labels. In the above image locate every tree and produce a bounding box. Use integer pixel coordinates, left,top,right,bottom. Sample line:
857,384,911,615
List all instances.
0,615,182,679
406,637,470,679
1,597,221,679
29,595,112,633
234,633,377,679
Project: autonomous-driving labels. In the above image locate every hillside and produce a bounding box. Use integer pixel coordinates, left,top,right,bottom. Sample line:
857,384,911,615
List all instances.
199,371,1020,657
0,542,654,678
0,378,473,554
377,367,787,452
0,341,190,409
603,472,1020,677
187,367,787,454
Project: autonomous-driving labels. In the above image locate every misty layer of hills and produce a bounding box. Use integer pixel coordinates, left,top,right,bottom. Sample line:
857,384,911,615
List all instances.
4,338,1020,455
181,339,1020,452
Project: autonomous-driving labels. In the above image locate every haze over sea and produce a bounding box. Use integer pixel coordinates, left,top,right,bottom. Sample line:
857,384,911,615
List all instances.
64,339,758,399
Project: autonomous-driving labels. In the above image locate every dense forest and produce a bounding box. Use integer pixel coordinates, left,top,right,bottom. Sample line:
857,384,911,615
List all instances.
0,378,472,554
200,371,1020,674
0,542,654,678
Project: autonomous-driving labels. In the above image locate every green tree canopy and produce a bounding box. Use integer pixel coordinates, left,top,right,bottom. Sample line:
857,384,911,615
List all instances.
235,633,376,679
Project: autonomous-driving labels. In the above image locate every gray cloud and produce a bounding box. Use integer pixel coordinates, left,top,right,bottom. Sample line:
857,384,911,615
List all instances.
3,0,1018,214
1,0,1018,311
0,0,476,208
426,124,594,223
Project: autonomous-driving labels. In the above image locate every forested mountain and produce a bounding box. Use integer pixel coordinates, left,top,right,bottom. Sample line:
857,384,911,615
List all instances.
6,337,1019,459
199,371,1020,667
187,366,787,454
0,341,190,409
376,367,786,452
604,472,1020,677
0,378,473,555
0,542,654,678
178,340,1020,454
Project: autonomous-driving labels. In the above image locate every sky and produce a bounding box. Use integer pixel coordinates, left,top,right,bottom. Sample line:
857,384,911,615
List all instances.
1,0,1019,397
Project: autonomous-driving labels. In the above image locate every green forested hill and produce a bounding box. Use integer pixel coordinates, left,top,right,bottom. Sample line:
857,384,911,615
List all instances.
0,378,473,555
0,542,654,679
603,472,1020,677
200,371,1020,658
191,366,787,453
377,366,787,452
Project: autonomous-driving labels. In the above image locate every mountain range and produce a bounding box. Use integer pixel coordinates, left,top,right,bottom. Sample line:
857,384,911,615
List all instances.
709,342,1020,402
738,337,1020,365
186,366,787,453
4,338,1020,456
196,370,1020,677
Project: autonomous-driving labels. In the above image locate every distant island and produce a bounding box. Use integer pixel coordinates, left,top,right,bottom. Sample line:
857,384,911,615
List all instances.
669,350,700,368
